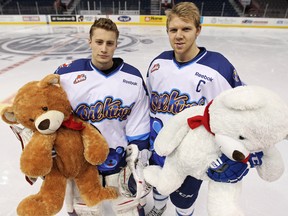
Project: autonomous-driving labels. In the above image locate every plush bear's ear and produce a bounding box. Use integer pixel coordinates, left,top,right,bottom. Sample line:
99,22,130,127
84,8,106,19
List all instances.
1,106,18,124
220,86,265,111
38,74,60,88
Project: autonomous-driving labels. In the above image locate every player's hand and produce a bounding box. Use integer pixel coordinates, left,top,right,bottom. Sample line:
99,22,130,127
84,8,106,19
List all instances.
10,125,56,185
207,154,249,183
207,152,263,183
126,144,151,166
119,144,152,199
248,151,263,168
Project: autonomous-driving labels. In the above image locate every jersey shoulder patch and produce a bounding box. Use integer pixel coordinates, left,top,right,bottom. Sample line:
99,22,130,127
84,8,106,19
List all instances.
55,59,92,75
121,63,142,78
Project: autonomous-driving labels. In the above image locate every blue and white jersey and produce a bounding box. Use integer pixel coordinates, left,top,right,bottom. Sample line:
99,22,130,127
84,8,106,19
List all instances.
55,58,150,153
146,47,243,166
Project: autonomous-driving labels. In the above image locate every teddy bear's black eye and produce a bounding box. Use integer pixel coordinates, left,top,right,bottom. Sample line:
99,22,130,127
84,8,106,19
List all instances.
42,107,48,111
239,135,245,140
29,118,34,122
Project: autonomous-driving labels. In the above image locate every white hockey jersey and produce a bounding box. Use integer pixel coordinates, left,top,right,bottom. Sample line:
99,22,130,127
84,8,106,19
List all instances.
55,58,150,153
146,47,243,166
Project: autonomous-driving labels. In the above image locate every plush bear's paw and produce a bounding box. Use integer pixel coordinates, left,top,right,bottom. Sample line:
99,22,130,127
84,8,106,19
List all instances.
17,195,59,216
20,159,52,177
85,186,118,206
84,145,109,165
143,165,162,188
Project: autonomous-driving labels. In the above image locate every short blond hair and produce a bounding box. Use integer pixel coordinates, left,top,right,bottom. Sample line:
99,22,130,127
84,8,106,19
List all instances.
89,18,119,40
166,2,201,30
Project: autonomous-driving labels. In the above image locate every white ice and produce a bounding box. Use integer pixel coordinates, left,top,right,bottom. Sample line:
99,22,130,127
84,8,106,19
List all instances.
0,24,288,216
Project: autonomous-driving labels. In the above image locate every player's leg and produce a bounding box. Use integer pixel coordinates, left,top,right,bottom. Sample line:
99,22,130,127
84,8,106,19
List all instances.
146,187,168,216
106,173,146,216
146,151,169,216
108,144,151,216
170,176,202,216
65,178,103,216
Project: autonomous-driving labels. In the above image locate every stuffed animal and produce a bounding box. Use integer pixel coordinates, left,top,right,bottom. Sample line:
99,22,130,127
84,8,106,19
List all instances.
1,74,118,216
143,85,288,216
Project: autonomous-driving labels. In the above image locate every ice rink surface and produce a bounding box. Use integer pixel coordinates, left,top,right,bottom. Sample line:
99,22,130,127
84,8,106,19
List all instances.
0,24,288,215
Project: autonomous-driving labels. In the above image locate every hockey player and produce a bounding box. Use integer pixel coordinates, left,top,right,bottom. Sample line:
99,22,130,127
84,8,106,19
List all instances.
146,2,262,216
53,18,151,216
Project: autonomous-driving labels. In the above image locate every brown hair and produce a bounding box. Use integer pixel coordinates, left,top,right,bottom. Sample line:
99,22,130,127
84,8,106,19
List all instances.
89,18,119,39
166,2,201,30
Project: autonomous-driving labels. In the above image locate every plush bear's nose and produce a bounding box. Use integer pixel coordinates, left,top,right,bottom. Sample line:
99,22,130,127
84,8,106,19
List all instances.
232,150,246,162
38,119,50,130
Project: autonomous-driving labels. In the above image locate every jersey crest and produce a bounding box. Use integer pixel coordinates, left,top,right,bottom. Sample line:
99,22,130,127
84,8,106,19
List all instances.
150,90,206,115
75,97,135,122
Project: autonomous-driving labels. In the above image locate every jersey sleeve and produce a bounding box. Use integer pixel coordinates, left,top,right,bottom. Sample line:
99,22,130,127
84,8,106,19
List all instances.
225,63,243,88
54,61,73,74
146,70,152,97
216,54,243,88
146,58,157,97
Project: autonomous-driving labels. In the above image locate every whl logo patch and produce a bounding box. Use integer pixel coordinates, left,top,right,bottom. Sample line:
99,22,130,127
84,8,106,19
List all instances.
151,63,160,73
74,74,86,84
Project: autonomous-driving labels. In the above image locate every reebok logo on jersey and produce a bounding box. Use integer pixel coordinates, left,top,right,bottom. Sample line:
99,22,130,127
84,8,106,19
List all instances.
195,72,213,82
123,79,137,86
151,63,160,73
74,74,87,84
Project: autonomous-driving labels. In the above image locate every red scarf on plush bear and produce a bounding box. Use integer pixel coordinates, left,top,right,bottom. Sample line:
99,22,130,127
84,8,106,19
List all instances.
187,100,214,135
62,114,85,130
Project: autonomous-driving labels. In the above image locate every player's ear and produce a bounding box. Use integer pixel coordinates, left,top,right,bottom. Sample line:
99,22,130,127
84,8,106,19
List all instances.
196,25,202,36
88,38,92,48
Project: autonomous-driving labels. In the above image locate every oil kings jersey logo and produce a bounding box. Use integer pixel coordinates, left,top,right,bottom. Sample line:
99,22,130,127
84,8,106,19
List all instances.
150,90,206,115
75,97,135,122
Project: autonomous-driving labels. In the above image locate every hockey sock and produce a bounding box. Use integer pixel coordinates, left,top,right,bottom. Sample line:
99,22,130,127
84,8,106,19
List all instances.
153,188,168,210
175,203,195,216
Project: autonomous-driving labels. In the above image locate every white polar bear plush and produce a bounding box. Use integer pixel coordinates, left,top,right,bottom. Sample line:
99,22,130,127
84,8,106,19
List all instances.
143,85,288,216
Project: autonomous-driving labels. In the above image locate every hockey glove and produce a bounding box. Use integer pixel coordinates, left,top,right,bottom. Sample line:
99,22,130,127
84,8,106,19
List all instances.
119,144,152,199
207,152,263,183
248,151,263,168
10,125,56,185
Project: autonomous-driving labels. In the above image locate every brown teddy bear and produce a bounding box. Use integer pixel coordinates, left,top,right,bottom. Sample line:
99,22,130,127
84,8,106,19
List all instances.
1,74,118,216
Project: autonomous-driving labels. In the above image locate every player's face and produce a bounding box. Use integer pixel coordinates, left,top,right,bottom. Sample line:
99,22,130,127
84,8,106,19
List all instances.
89,28,117,70
167,16,201,62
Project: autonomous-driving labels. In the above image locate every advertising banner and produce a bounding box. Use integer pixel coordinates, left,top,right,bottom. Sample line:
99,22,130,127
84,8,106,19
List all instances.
140,16,167,25
0,15,46,24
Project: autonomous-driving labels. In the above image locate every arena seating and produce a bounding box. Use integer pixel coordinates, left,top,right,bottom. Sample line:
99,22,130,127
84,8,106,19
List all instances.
78,0,151,15
0,0,287,17
174,0,239,17
1,0,59,14
235,0,288,17
252,0,288,18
